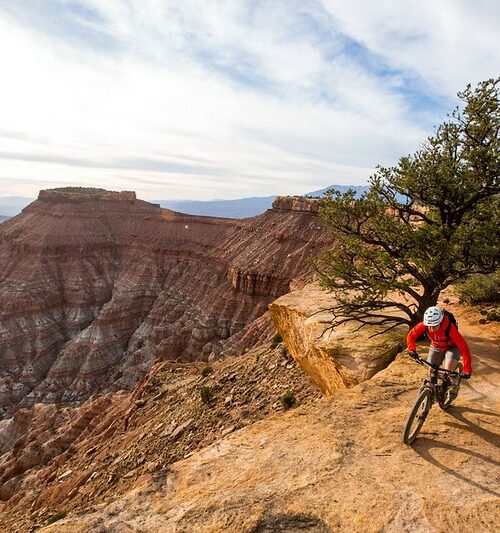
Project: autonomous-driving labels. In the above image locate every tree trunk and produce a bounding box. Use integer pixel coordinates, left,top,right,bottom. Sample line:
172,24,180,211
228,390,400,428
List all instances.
411,288,440,327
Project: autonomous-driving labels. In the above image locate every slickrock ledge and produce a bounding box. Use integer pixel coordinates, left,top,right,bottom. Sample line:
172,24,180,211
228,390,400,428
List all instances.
269,287,406,395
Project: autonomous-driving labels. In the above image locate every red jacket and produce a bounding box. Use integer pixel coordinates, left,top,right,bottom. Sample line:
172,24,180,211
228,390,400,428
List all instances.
406,316,472,374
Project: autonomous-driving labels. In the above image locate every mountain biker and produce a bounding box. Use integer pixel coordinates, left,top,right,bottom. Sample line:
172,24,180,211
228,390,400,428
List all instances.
406,306,472,379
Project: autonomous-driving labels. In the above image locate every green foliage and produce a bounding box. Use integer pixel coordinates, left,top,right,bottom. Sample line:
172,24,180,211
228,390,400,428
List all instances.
456,271,500,304
486,308,500,321
201,365,214,377
270,333,283,349
47,512,67,525
317,79,500,329
479,305,500,322
280,390,297,410
200,385,213,404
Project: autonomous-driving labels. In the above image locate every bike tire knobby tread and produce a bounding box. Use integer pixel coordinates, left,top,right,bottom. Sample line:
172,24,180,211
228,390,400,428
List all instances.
403,388,432,445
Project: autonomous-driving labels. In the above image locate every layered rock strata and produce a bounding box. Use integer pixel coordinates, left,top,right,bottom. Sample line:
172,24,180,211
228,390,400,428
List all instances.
271,196,322,213
38,188,137,203
0,190,331,415
0,343,322,508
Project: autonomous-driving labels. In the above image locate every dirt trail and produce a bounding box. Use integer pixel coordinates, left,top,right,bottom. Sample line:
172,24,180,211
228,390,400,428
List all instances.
41,309,499,532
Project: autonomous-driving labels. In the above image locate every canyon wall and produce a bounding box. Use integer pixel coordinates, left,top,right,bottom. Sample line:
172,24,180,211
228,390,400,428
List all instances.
0,189,330,416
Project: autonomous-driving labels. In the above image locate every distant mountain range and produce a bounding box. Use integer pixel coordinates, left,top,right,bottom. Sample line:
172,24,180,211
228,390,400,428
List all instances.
155,184,369,218
0,184,369,219
0,196,35,217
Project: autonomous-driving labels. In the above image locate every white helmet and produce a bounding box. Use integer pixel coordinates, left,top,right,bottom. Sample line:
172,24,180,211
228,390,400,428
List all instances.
423,306,444,327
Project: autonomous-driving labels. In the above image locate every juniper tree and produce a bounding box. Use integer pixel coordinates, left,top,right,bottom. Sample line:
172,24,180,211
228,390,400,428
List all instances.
317,78,500,332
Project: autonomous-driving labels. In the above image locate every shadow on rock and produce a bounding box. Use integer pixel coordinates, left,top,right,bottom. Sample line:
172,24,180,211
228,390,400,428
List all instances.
445,405,500,448
412,437,500,497
251,512,330,532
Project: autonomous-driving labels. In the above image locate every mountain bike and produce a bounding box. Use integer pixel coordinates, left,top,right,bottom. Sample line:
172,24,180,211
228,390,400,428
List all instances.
403,355,464,445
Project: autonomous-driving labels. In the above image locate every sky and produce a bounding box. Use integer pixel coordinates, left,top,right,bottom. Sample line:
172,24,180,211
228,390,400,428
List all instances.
0,1,498,201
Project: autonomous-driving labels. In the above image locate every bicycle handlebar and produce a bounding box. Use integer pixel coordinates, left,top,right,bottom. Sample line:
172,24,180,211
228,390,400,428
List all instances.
411,354,462,376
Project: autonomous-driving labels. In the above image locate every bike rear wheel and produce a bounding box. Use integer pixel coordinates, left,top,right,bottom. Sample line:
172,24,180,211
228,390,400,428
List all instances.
403,388,432,445
439,362,463,410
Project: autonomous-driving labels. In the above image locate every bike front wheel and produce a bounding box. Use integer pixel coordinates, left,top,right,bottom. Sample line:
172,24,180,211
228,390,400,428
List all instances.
403,388,433,445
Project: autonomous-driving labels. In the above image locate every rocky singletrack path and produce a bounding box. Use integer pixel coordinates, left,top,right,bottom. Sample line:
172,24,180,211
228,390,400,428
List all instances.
41,307,499,532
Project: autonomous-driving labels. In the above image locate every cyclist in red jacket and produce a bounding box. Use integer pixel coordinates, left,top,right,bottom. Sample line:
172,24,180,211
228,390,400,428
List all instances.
406,306,472,378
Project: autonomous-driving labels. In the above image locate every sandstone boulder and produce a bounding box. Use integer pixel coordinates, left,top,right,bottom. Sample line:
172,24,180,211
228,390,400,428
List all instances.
269,287,406,395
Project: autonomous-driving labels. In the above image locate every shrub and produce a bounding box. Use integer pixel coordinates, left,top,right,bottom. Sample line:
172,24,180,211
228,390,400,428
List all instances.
486,308,500,321
201,365,213,377
200,386,213,404
47,512,67,525
270,333,283,349
280,390,297,410
456,271,500,304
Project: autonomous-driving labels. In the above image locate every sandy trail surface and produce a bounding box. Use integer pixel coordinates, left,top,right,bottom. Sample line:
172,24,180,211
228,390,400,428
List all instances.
41,307,500,532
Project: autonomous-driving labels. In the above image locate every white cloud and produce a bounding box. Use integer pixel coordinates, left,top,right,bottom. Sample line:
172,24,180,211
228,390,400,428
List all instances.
0,0,497,200
322,0,500,94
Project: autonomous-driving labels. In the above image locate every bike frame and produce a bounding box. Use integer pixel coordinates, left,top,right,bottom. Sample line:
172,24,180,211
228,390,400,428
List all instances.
403,356,463,444
414,356,461,402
